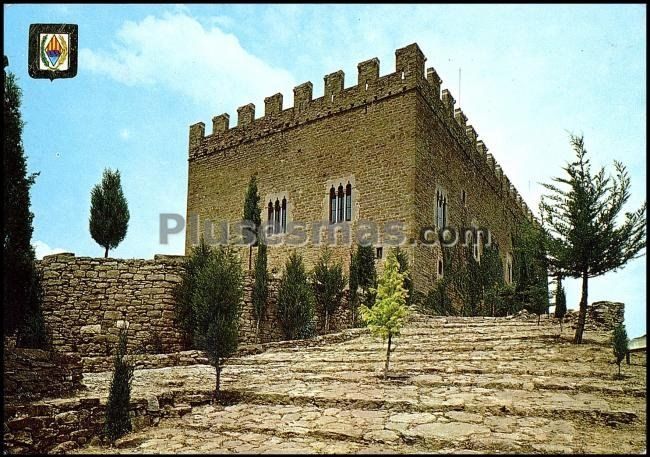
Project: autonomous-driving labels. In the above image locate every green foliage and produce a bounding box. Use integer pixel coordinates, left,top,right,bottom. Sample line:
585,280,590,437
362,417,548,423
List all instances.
420,279,453,316
348,244,377,325
16,269,49,349
360,251,409,378
104,327,134,443
277,252,315,340
554,276,567,319
252,242,269,342
3,69,45,340
393,247,413,305
312,247,346,332
89,168,130,257
243,174,262,233
540,134,646,343
612,323,628,377
512,221,549,319
191,246,244,394
174,238,212,348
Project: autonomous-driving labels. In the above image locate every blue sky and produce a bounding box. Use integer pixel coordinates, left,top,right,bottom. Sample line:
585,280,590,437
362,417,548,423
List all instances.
4,4,646,337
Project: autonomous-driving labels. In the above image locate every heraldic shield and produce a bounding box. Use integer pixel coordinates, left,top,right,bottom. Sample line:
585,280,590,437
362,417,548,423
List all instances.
28,24,78,80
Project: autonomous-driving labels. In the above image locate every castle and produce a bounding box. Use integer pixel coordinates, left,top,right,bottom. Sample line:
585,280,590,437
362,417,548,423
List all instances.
185,43,535,293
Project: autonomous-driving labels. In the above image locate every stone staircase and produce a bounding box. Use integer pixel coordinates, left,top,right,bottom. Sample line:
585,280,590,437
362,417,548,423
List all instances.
77,310,646,454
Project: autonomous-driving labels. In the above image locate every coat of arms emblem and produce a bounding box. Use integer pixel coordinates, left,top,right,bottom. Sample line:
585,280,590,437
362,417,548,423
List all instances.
28,24,78,80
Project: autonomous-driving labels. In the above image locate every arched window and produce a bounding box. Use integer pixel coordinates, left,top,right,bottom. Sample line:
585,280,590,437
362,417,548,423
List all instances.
281,198,287,233
337,184,344,223
438,258,444,278
267,201,274,235
329,186,336,224
274,199,280,234
345,182,352,221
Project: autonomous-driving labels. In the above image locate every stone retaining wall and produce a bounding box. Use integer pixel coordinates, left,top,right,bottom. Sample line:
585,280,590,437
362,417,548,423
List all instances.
563,301,625,332
3,343,83,402
38,253,353,358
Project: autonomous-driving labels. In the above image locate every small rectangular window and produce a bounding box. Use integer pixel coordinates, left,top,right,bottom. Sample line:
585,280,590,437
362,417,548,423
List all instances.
376,247,383,259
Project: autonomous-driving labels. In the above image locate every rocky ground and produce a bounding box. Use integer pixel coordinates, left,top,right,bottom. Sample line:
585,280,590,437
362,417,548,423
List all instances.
75,310,646,454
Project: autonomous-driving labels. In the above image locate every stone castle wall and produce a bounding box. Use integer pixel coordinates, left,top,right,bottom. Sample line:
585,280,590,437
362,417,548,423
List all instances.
185,43,536,293
38,252,352,357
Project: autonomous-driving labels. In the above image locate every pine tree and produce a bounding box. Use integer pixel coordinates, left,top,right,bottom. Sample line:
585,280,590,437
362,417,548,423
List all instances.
612,323,628,378
89,168,130,258
104,326,134,443
243,174,262,270
277,252,315,340
312,247,346,332
540,134,646,343
3,65,47,346
252,242,269,342
360,251,409,378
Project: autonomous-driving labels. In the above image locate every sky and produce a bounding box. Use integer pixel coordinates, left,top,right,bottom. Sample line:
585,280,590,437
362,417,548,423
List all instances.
4,4,646,337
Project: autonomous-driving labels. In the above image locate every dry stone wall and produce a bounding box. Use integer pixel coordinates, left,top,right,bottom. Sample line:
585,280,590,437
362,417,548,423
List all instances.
3,342,83,402
37,252,352,357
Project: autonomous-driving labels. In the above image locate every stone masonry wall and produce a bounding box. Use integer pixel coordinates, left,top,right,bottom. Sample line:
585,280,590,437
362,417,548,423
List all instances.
38,252,352,357
38,253,187,356
3,342,83,403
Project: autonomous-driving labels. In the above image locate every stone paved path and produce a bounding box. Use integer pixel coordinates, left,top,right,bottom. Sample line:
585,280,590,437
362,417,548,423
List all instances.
76,311,646,454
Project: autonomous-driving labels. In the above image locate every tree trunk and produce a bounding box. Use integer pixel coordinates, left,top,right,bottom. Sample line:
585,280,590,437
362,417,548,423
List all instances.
618,362,621,377
104,246,109,258
215,358,221,396
256,317,261,344
384,332,392,379
325,309,330,333
574,270,589,344
248,245,252,271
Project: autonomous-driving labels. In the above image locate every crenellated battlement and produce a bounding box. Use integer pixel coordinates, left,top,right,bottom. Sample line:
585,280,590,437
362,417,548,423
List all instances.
188,42,534,224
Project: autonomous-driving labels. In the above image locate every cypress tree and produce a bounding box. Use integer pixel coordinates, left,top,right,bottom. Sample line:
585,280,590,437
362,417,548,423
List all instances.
104,327,134,443
192,247,243,397
243,175,262,270
89,168,130,258
612,323,628,378
312,247,346,332
277,252,315,340
252,242,269,342
3,63,47,346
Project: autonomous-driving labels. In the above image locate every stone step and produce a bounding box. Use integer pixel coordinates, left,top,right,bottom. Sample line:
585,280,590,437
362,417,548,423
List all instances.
76,401,646,454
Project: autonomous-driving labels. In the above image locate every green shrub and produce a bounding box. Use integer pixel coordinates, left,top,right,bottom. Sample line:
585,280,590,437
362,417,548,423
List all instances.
191,247,243,396
360,251,409,378
104,327,134,443
277,252,315,340
312,248,346,332
252,242,269,342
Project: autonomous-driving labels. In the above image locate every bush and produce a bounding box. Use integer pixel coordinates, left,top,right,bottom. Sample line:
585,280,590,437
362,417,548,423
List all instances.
104,327,134,443
277,252,315,340
312,248,346,332
16,269,49,349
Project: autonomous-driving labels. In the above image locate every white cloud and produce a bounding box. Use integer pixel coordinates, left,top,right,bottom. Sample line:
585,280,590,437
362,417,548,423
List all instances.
80,11,296,117
33,240,67,259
